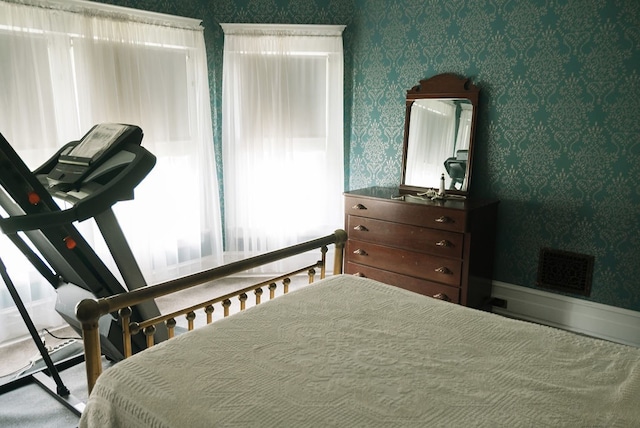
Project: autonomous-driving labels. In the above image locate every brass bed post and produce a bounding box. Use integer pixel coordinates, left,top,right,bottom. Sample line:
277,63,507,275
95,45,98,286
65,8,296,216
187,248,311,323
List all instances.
222,299,231,317
205,305,214,324
333,229,347,274
75,298,106,394
144,325,156,347
119,307,132,358
239,293,248,310
186,311,196,331
308,267,316,283
167,318,177,337
320,246,327,279
268,282,277,299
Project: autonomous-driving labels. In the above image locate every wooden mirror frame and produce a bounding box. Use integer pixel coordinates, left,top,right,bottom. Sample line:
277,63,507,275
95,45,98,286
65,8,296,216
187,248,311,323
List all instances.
400,73,480,197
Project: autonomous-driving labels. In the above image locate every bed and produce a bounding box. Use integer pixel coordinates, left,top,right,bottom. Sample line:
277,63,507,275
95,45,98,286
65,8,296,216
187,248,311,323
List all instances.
77,231,640,427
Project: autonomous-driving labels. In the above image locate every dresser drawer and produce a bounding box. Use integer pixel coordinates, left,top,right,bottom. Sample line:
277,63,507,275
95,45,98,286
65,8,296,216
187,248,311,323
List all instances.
347,215,464,259
345,195,467,232
345,262,460,303
346,239,462,287
344,188,499,308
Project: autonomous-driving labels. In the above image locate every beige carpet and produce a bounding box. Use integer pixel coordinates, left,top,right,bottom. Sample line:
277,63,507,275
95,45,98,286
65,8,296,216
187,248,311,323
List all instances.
0,325,80,379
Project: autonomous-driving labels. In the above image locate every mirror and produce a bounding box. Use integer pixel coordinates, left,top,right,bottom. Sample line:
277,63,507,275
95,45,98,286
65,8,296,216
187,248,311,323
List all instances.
400,73,479,197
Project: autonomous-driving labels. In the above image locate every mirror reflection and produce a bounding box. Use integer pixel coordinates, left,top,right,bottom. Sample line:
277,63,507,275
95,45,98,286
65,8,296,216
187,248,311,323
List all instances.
400,73,480,197
404,98,474,191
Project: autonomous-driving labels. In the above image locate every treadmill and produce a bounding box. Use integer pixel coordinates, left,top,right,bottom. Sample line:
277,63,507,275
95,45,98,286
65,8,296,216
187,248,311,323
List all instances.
0,123,167,364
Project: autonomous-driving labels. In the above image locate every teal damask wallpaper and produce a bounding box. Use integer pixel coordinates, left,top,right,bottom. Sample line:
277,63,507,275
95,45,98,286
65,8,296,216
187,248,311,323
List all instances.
97,0,639,312
347,0,640,313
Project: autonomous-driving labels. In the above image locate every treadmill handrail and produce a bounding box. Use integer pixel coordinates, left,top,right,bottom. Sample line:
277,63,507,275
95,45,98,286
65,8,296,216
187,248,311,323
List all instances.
0,207,80,234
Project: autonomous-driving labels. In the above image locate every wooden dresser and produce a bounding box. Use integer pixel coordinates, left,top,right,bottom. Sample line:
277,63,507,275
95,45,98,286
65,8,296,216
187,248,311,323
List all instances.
344,187,499,309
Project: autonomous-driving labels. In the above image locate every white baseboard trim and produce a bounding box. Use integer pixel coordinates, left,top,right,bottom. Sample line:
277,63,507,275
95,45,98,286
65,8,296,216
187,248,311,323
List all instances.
491,281,640,348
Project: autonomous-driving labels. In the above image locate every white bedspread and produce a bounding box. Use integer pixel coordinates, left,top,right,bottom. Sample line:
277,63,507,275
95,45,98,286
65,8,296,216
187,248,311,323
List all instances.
80,275,640,427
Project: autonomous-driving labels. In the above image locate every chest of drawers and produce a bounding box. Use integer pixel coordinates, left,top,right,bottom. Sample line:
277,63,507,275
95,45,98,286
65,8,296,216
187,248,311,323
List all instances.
344,187,499,308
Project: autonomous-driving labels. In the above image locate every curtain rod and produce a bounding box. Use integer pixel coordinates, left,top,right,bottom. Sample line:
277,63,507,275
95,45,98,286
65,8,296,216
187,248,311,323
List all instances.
221,23,346,37
2,0,203,30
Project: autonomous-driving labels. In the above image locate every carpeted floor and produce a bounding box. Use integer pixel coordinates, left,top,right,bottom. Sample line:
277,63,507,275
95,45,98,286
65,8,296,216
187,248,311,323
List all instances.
0,326,81,378
0,275,311,427
1,360,89,428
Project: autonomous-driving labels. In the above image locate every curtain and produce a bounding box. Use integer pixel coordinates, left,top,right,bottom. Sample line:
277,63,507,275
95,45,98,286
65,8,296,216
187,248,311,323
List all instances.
455,103,474,151
221,24,344,266
0,0,222,344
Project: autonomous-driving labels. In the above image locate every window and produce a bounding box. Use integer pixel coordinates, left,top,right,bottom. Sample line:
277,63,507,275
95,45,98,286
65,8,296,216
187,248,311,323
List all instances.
221,24,345,264
0,0,222,344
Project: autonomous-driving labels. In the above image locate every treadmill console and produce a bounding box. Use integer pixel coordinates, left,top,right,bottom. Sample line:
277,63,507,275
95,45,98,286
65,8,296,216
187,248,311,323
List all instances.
46,123,142,189
1,123,155,231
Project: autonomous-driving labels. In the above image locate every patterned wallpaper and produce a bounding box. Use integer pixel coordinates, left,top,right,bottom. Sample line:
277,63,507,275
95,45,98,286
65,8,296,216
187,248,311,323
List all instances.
97,0,639,312
347,0,640,312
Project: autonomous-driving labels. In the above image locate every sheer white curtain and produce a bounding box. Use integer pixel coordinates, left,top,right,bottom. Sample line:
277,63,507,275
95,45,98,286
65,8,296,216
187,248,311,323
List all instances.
0,0,222,344
221,24,344,264
455,103,473,151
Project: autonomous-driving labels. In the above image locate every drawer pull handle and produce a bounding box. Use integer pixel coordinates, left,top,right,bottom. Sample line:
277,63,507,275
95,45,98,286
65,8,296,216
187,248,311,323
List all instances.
434,266,453,275
352,203,367,210
353,225,368,232
435,239,451,247
433,293,451,302
353,249,368,256
435,216,453,223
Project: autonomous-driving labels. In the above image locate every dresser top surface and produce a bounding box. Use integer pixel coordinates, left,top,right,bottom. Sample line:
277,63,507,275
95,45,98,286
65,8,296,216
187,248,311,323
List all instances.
345,187,499,211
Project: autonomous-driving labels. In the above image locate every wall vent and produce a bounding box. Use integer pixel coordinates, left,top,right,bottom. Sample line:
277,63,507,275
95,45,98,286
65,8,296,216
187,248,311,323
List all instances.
537,248,594,296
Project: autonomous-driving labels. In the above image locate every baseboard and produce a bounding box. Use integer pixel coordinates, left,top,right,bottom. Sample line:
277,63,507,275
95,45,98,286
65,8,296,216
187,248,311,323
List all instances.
491,281,640,348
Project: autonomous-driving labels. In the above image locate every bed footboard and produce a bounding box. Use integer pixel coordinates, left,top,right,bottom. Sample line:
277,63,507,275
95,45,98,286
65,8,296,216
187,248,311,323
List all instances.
76,229,347,394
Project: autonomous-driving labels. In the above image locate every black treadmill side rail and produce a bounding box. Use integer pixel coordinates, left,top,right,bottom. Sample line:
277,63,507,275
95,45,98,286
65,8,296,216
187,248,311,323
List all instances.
0,131,126,297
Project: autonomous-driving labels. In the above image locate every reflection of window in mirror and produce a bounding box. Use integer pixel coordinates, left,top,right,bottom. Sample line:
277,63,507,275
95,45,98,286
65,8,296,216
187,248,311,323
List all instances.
404,99,473,190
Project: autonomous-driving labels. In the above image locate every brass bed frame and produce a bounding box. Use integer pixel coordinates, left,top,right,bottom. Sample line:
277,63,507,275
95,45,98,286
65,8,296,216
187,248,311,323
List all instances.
76,229,347,393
